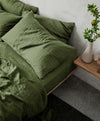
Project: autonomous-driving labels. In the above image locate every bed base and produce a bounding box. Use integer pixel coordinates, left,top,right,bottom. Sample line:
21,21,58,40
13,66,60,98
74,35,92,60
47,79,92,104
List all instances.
47,69,76,95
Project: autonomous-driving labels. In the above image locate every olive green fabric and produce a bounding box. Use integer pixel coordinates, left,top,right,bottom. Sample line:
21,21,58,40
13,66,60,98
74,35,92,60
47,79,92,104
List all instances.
0,41,76,93
0,1,77,120
0,42,75,120
2,12,76,79
0,0,38,15
41,51,76,93
0,8,21,37
2,11,76,79
34,14,75,43
0,42,47,121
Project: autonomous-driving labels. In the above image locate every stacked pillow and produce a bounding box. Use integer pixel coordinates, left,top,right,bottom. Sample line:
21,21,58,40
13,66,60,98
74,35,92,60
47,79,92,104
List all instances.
0,5,21,37
0,0,75,43
2,11,76,79
0,0,39,37
0,0,75,78
0,0,38,15
34,14,75,43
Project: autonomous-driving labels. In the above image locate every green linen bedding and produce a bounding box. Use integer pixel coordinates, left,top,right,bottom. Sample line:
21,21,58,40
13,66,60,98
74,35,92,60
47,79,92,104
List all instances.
0,1,77,120
22,11,75,43
0,7,21,37
2,11,76,79
0,41,76,93
34,14,75,43
0,42,50,121
0,0,38,15
41,54,76,93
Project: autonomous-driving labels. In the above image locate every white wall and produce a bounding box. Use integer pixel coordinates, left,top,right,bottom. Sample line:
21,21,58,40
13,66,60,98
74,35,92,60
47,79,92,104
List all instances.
21,0,100,54
21,0,100,90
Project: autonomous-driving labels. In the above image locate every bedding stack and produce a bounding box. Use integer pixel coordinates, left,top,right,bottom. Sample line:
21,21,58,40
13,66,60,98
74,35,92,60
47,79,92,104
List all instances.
0,0,77,121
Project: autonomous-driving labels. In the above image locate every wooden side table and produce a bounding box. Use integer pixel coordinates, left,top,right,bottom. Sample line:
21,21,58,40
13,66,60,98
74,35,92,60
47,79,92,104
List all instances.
74,56,100,79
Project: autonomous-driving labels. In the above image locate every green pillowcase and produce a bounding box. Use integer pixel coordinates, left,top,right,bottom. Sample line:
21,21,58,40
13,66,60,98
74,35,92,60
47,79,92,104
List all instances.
2,11,74,79
0,0,38,15
0,9,21,37
34,14,75,43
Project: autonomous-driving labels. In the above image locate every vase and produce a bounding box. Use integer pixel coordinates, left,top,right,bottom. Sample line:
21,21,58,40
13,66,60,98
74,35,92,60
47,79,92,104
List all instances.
81,41,93,63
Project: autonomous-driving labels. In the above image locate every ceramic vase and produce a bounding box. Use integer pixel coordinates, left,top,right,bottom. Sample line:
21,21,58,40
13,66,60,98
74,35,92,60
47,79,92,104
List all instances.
81,41,93,63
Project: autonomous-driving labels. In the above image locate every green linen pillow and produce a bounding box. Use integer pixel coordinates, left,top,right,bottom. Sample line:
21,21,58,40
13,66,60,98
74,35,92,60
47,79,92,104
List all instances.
2,11,75,79
0,0,38,15
0,9,21,37
34,14,75,43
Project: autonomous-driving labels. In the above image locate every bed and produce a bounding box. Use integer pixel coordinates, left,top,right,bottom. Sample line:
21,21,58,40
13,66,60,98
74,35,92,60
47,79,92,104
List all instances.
0,0,77,120
0,41,76,94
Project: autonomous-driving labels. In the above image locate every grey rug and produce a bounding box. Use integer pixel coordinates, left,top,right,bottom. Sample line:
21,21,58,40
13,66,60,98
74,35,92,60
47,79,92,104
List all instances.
53,75,100,121
48,94,93,121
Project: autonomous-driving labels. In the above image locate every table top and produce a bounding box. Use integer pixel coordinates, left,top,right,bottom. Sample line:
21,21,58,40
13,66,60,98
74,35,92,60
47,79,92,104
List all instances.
74,56,100,79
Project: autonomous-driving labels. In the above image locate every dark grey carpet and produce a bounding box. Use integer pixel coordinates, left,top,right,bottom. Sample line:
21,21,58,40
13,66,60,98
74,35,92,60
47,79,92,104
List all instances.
53,75,100,121
48,94,93,121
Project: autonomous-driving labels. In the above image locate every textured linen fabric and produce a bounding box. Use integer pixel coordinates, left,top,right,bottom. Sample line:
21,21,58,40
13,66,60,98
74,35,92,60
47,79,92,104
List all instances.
2,11,76,79
0,58,47,121
0,0,38,15
0,1,77,120
34,14,75,43
0,41,76,93
0,8,21,37
0,41,47,120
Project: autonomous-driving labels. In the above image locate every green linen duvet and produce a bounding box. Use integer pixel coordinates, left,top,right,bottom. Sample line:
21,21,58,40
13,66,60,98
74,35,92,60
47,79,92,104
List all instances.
0,0,77,120
0,42,50,121
0,59,47,121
